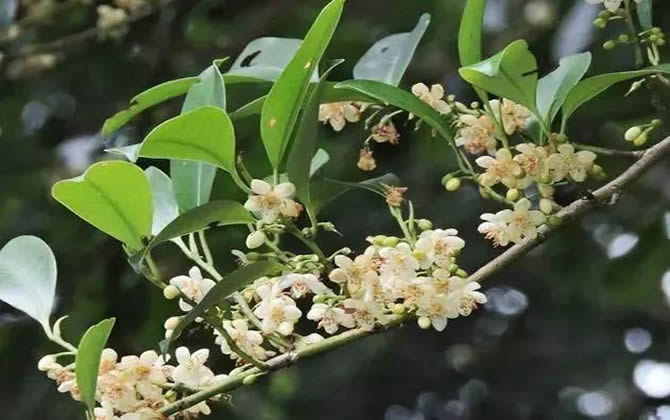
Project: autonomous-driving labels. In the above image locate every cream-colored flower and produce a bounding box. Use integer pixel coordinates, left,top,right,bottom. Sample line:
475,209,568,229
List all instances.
545,144,597,182
514,143,548,180
329,248,379,297
172,347,214,388
415,292,450,331
253,284,302,335
371,121,400,144
116,350,167,385
477,211,512,247
414,229,465,269
307,303,356,334
244,179,301,223
446,277,487,317
342,297,386,330
168,267,216,312
319,102,361,131
476,148,523,188
378,243,419,292
478,198,545,245
411,83,451,114
215,319,273,361
455,114,498,155
277,273,332,299
357,147,377,171
489,99,532,135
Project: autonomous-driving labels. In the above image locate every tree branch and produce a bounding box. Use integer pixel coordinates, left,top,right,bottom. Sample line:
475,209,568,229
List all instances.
159,136,670,417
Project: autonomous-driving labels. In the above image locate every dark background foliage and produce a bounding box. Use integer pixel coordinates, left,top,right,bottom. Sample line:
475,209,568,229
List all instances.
1,0,670,419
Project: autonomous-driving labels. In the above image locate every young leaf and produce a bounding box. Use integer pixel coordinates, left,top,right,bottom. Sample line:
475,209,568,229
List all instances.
536,52,591,124
166,261,281,347
182,63,227,112
459,40,539,113
0,236,56,329
105,143,141,162
637,0,653,30
260,0,345,170
561,64,670,124
102,77,199,136
312,173,401,214
139,106,239,183
458,0,486,67
52,161,153,251
228,37,319,82
76,318,115,416
145,167,179,236
353,13,430,86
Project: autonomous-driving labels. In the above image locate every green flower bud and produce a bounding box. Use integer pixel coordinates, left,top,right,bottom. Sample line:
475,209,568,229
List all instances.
417,316,432,330
479,186,491,199
373,235,388,246
393,303,406,315
651,119,662,127
445,177,461,192
624,126,642,142
382,236,399,247
163,285,180,300
243,374,260,385
470,101,480,109
506,188,520,202
416,219,433,231
603,40,616,50
652,27,662,35
313,294,327,304
633,132,649,147
412,249,426,261
657,38,666,46
246,252,260,261
593,18,607,29
649,34,659,43
598,10,611,19
589,164,605,180
538,183,555,198
548,215,563,227
441,173,454,185
540,198,554,215
448,263,459,274
456,269,468,278
618,34,630,43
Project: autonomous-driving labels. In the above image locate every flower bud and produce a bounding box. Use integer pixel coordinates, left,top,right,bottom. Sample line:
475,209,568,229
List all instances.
245,230,267,249
657,38,666,47
624,126,642,142
163,285,180,300
373,235,388,246
416,219,433,231
548,215,563,227
652,27,662,35
478,186,491,199
382,236,399,247
470,101,480,109
412,249,426,261
165,329,173,339
243,373,261,385
448,263,459,274
618,34,630,43
633,132,648,147
38,355,56,371
506,188,520,202
538,183,555,198
589,164,605,180
540,198,554,215
392,303,406,315
598,10,611,19
313,294,327,304
246,252,260,261
593,18,606,29
164,316,181,331
445,177,461,192
651,119,662,127
456,269,468,278
649,34,659,43
603,40,616,50
417,316,432,330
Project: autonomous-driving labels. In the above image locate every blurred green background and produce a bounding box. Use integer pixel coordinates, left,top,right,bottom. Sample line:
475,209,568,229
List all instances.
1,0,670,419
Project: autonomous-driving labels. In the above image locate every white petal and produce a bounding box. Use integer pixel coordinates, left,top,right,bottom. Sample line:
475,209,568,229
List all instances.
250,179,272,195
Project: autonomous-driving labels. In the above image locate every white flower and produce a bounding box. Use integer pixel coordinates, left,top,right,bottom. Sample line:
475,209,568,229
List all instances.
307,303,356,334
411,83,451,114
96,370,139,412
319,102,361,131
476,148,523,189
329,248,379,297
447,277,488,317
244,179,301,223
489,98,532,135
371,121,400,144
97,5,127,30
116,350,167,385
378,243,419,293
172,347,214,388
245,230,266,249
455,114,498,155
94,401,142,420
514,143,548,180
215,319,273,361
169,267,216,312
478,198,545,245
477,211,511,247
415,292,450,331
586,0,640,12
414,229,465,269
545,144,597,182
253,285,302,335
343,297,387,330
277,273,332,299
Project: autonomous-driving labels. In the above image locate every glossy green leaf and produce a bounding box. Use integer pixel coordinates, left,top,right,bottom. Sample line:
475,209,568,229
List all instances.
145,167,179,236
536,52,591,124
102,77,199,136
312,173,400,214
166,261,281,347
228,37,319,82
637,0,653,30
0,236,56,329
458,0,486,67
459,40,539,112
105,144,141,162
76,318,115,416
561,64,670,124
260,0,344,169
353,13,430,86
182,63,227,112
52,161,153,251
335,79,454,142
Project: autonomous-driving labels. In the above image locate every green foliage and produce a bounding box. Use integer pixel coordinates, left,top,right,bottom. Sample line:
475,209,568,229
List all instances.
458,0,486,67
0,236,57,330
145,167,179,236
228,38,319,82
52,161,153,251
637,0,653,29
536,52,592,124
312,173,401,214
76,318,116,416
260,0,345,170
353,13,430,86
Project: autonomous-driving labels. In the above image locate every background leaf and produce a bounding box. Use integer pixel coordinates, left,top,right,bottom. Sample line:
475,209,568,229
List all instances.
145,167,179,236
76,318,115,416
637,0,653,30
536,52,591,124
458,0,486,67
260,0,344,169
353,13,430,86
0,236,56,329
52,161,153,251
228,37,319,82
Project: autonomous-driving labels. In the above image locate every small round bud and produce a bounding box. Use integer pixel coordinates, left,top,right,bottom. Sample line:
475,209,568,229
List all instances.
593,18,607,29
245,230,267,249
417,316,432,330
506,188,520,202
470,101,480,109
38,355,57,371
624,126,642,142
548,215,563,227
382,236,400,247
313,294,327,304
657,38,666,47
598,10,611,19
441,173,454,184
651,119,662,127
603,40,616,50
538,183,555,198
445,177,461,192
412,249,426,261
618,34,630,43
164,316,180,331
448,263,459,274
633,132,648,147
416,219,433,231
243,374,260,385
456,269,468,278
540,198,554,215
373,235,388,246
652,27,662,35
589,164,605,180
392,303,406,315
163,285,180,300
649,34,659,43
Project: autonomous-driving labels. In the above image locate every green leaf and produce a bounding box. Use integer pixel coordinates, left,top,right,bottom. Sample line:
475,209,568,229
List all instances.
105,144,141,162
561,64,670,124
166,261,281,347
52,161,153,251
102,77,199,136
458,0,486,67
335,79,454,142
139,106,240,187
0,236,56,329
228,37,319,82
353,13,430,86
310,149,330,177
145,167,179,236
312,173,400,214
260,0,344,169
182,63,227,112
459,40,539,112
637,0,653,30
536,52,591,124
76,318,115,416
